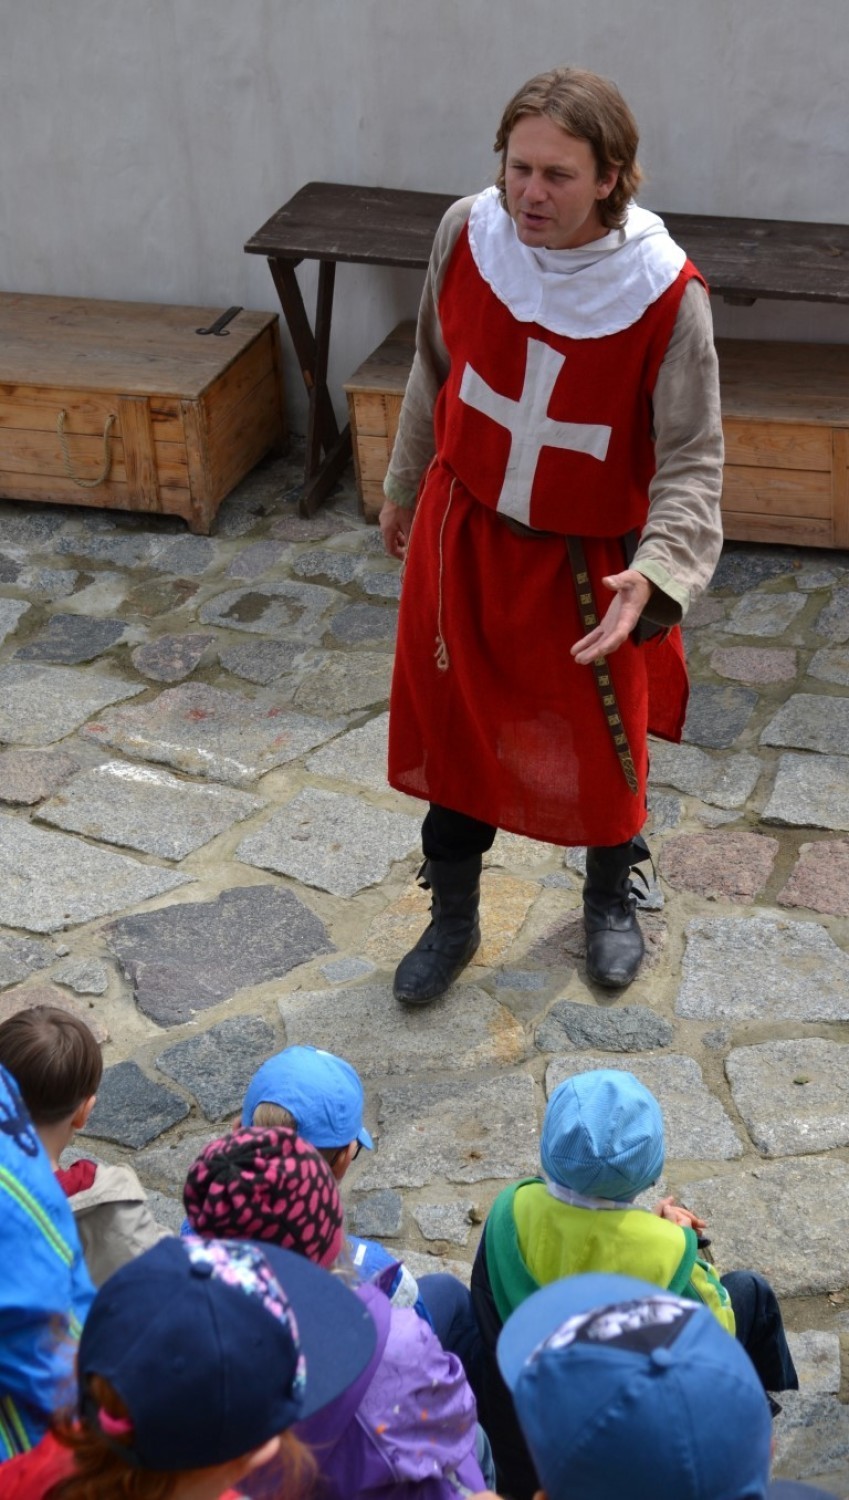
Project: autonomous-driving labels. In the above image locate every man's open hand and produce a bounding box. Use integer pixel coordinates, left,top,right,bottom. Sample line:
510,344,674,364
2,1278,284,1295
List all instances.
571,569,653,664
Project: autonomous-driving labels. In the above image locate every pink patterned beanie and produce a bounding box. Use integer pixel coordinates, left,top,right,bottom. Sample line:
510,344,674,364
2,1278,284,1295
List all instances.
183,1126,345,1269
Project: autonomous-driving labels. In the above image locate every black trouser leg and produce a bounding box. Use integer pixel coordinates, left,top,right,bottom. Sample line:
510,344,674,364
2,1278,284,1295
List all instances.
422,803,498,862
722,1271,799,1392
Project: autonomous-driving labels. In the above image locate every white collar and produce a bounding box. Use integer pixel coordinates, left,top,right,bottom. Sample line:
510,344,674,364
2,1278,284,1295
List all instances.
467,186,686,339
545,1176,640,1212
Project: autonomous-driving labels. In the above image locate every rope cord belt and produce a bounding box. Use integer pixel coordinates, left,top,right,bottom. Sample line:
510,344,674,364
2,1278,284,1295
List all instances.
565,535,639,796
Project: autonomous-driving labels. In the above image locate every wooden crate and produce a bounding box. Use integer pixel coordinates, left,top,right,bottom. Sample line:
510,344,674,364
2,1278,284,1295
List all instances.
718,339,849,547
344,320,415,519
0,294,286,535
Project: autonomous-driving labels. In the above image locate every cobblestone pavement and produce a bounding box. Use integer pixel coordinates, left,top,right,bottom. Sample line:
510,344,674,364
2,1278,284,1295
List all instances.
2,450,849,1493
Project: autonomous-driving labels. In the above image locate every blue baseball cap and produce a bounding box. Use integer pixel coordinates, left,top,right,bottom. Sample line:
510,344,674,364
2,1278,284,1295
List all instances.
541,1069,664,1201
498,1272,773,1500
241,1045,373,1152
78,1235,376,1471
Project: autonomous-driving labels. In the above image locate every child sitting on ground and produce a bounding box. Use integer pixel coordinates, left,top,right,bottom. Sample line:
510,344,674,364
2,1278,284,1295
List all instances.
0,1006,172,1287
471,1068,798,1500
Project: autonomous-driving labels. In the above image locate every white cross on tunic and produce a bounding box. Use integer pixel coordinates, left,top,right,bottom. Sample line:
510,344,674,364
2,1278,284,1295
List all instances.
458,337,612,526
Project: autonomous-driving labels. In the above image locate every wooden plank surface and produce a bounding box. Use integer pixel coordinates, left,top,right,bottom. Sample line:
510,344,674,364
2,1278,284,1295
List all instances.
718,340,849,423
0,392,184,443
722,419,831,471
246,183,459,269
833,430,849,549
663,213,849,305
0,429,187,487
0,296,280,398
721,465,831,517
721,510,834,546
0,470,190,510
119,396,161,511
344,322,416,394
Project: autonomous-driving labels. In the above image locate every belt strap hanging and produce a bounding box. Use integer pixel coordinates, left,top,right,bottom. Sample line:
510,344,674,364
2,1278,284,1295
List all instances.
565,536,639,796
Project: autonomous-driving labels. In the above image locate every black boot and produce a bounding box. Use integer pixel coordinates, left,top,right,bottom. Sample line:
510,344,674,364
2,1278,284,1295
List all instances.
583,836,652,989
393,855,482,1006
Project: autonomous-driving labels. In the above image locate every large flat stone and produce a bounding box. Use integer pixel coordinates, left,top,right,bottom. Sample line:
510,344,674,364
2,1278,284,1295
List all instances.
682,683,758,748
0,980,108,1042
198,581,338,641
648,740,762,808
722,591,807,637
761,693,849,754
0,598,31,646
106,885,333,1026
81,683,343,786
291,549,360,585
709,646,797,684
305,713,391,792
726,1038,849,1157
133,1129,220,1196
52,959,110,995
278,981,526,1076
15,613,127,664
363,870,539,971
155,1015,276,1120
82,1061,190,1148
355,1074,539,1190
218,639,304,685
226,541,287,580
0,748,81,806
130,634,214,682
237,789,420,897
785,1333,840,1395
293,655,391,717
807,646,849,687
779,839,849,914
815,588,849,644
677,1158,849,1297
659,832,778,903
545,1053,743,1161
39,762,264,859
536,1001,673,1054
0,815,191,933
676,917,849,1022
763,753,849,831
327,603,397,646
710,551,793,593
773,1391,849,1492
0,932,54,989
0,664,143,745
414,1202,475,1245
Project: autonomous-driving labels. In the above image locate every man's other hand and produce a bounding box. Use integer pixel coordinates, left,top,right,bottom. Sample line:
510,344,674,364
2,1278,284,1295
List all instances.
571,569,653,663
379,500,415,560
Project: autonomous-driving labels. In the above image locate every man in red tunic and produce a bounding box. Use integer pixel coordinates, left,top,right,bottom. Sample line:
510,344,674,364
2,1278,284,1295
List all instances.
380,68,723,1002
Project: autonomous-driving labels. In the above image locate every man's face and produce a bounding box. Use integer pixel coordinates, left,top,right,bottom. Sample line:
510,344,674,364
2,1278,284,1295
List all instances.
504,115,619,251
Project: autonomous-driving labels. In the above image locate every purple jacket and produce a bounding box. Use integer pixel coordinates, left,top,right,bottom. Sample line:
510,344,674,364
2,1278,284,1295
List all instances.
293,1282,485,1499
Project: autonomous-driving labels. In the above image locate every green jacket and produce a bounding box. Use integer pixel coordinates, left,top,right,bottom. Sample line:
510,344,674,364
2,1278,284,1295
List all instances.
485,1178,735,1335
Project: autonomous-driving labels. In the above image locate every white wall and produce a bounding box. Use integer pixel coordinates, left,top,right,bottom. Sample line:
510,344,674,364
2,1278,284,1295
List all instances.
3,0,848,429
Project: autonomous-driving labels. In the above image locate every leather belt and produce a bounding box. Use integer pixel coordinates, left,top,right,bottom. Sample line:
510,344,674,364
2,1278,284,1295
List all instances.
565,536,640,797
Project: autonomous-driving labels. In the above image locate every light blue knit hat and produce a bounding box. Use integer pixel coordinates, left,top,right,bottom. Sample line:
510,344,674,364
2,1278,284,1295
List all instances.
540,1070,665,1201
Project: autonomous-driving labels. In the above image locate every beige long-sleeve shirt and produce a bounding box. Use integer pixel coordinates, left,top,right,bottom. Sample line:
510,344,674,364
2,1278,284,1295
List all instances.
384,197,724,625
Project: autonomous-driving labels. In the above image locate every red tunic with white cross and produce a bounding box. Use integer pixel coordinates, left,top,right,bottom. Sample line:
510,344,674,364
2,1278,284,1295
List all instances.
388,225,699,847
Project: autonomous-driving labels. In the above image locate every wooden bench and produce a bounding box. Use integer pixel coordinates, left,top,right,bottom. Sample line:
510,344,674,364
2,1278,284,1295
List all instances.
247,183,849,540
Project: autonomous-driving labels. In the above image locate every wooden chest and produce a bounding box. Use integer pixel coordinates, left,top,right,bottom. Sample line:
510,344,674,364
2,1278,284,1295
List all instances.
718,339,849,548
344,323,849,549
0,294,286,534
344,321,415,519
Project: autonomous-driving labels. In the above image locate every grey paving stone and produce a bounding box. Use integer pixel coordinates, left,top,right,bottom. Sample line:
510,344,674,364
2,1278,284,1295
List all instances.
130,634,214,682
291,549,360,585
39,761,264,859
815,587,849,644
198,581,338,641
238,789,420,897
495,970,548,992
645,791,683,834
402,1250,472,1288
278,981,526,1076
52,958,109,995
12,567,80,602
293,654,391,717
359,570,402,601
0,815,191,933
414,1202,475,1246
659,831,778,903
807,646,849,687
536,1000,673,1054
327,603,397,646
218,639,304,685
0,748,81,806
133,1129,220,1196
15,613,127,664
678,1158,849,1297
794,565,840,592
349,1190,403,1239
710,551,793,592
0,980,108,1041
682,683,758,748
0,664,144,746
722,591,807,637
773,1390,849,1491
648,740,762,808
155,1015,276,1120
81,684,343,786
82,1061,190,1148
763,752,849,831
59,572,129,617
355,1074,539,1190
0,933,54,990
0,598,31,646
55,533,160,567
761,693,849,755
709,646,797,684
319,956,375,983
545,1053,743,1161
0,507,68,545
676,917,849,1022
726,1038,849,1157
305,713,391,792
125,577,198,618
106,885,333,1026
144,1191,185,1234
226,541,287,580
785,1332,841,1394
